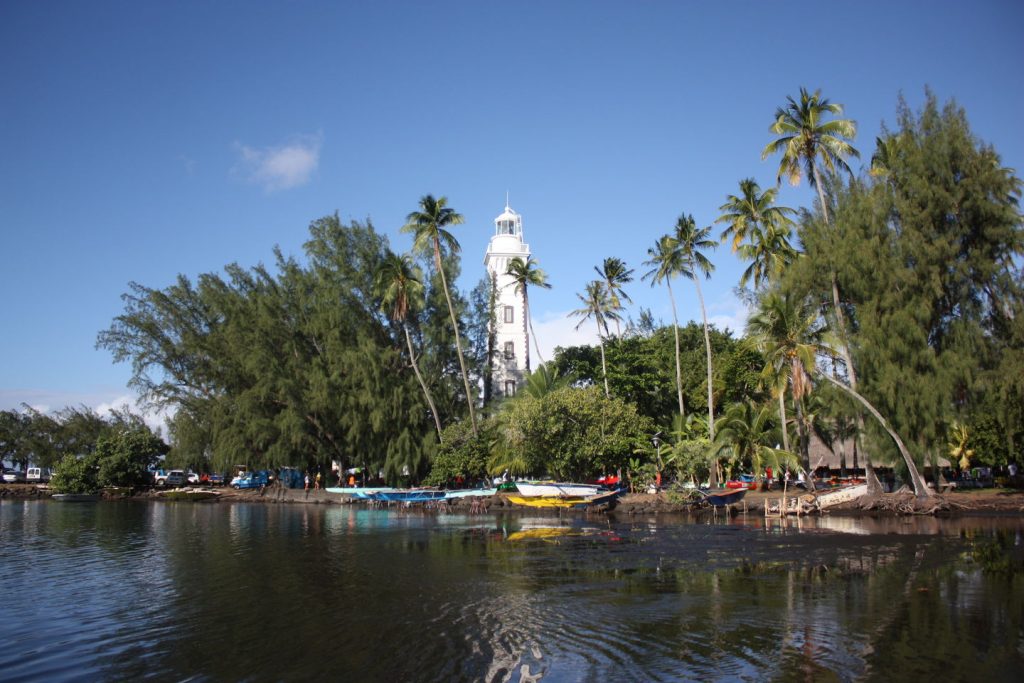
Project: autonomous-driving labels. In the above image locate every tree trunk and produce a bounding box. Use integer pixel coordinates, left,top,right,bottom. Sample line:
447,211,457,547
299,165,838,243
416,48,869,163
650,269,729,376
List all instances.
522,288,532,374
404,324,444,442
596,320,609,398
694,276,715,441
818,373,932,497
434,240,477,435
666,280,685,421
777,390,791,453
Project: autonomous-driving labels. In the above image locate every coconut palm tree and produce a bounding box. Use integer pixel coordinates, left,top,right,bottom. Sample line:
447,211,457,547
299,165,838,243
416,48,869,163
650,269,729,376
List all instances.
641,234,686,421
869,134,900,178
401,194,477,434
568,280,613,398
736,221,799,290
746,290,826,472
374,252,444,442
674,214,718,441
716,178,796,252
594,257,634,336
762,87,859,225
762,87,860,393
714,400,798,484
506,256,551,373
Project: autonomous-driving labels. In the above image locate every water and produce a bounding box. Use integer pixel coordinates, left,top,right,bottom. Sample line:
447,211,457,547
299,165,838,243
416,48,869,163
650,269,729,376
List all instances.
1,500,1022,682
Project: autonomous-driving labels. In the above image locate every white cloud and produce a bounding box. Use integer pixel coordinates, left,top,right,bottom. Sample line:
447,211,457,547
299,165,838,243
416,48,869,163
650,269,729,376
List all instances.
233,134,321,191
1,390,169,436
707,296,751,337
531,310,600,363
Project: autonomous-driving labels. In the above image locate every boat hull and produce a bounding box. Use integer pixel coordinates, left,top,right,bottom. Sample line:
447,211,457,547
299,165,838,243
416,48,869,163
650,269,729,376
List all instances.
513,482,602,498
507,490,620,510
371,490,446,503
702,489,748,507
51,493,100,502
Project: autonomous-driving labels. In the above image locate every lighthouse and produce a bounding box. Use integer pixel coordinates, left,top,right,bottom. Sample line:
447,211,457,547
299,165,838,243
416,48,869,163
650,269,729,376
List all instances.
483,201,530,398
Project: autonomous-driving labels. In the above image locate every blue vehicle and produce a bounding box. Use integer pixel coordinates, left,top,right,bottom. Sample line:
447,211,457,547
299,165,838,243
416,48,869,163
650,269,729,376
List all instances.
231,470,270,490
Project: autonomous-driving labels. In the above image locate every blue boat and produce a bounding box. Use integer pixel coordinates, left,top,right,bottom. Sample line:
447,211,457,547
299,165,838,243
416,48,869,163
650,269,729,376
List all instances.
371,489,446,503
700,488,748,507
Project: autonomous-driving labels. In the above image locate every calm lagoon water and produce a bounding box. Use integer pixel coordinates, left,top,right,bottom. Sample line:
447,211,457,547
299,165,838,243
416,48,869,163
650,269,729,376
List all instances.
1,500,1022,682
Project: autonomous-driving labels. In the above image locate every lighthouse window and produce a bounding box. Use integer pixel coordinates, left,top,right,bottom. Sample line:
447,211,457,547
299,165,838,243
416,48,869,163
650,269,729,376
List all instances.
504,380,517,397
503,306,514,323
504,341,515,359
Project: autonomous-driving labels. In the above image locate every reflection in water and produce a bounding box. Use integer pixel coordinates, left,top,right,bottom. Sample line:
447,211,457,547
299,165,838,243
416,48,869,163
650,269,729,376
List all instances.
0,501,1022,682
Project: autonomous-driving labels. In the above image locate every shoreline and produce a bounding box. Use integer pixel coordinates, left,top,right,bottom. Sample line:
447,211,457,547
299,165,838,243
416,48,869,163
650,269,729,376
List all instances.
4,483,1024,518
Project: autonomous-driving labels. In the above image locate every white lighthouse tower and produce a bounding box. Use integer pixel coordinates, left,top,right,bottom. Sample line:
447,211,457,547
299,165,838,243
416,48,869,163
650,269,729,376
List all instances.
484,201,531,398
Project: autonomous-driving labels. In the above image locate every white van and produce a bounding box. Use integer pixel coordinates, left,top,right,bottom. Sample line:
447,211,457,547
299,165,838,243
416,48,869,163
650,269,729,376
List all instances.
27,467,51,483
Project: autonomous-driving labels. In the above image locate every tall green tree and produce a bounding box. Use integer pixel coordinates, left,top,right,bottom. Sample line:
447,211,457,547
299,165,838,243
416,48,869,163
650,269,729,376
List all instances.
506,256,552,372
402,194,478,435
569,281,613,397
674,214,718,440
716,178,798,290
714,400,797,482
642,234,687,422
375,251,444,441
594,257,634,336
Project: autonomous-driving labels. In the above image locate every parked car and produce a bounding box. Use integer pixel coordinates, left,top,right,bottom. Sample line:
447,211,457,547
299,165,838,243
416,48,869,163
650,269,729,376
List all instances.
187,471,200,485
26,467,51,483
231,471,270,490
152,469,169,485
204,473,224,486
2,469,26,483
165,470,188,487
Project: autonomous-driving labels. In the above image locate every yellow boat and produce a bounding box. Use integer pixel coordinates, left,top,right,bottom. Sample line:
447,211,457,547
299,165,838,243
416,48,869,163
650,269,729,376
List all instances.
505,489,621,510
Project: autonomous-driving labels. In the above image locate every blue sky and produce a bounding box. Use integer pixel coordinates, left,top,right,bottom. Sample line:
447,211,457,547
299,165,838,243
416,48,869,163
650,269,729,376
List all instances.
2,0,1022,424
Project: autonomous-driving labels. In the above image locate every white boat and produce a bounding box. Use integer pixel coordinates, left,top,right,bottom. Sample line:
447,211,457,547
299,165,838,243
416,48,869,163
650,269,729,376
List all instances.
814,483,869,509
512,482,603,498
444,488,497,499
325,487,396,500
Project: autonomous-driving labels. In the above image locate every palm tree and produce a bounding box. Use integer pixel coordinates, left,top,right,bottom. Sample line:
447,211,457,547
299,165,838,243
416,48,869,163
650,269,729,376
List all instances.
714,400,798,484
716,178,796,252
746,290,827,472
762,87,860,394
569,280,613,398
736,222,798,290
674,214,718,441
869,134,900,178
401,194,477,434
506,256,551,373
594,257,634,336
374,252,444,442
641,234,686,421
762,87,859,225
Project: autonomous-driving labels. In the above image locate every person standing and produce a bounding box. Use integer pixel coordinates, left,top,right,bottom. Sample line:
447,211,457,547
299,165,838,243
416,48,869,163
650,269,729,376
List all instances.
315,472,322,490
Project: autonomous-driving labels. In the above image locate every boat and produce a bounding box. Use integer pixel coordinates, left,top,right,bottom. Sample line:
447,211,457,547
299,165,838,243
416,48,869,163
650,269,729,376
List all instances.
813,483,868,510
443,488,497,500
325,487,397,500
51,493,101,502
370,489,447,503
699,488,748,507
512,482,603,498
506,489,621,510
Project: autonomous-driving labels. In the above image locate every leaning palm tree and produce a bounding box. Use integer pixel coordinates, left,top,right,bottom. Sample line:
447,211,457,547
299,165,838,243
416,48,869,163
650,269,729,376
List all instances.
642,234,686,422
716,178,796,253
568,280,612,398
375,252,444,441
762,87,860,393
594,257,634,336
506,256,552,373
674,214,718,441
401,194,477,434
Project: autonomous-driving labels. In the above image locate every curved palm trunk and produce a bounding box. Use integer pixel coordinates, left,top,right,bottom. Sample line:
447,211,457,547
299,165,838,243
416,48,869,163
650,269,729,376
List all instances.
403,324,443,442
526,304,546,369
693,277,714,440
818,373,932,497
433,241,477,435
665,279,685,421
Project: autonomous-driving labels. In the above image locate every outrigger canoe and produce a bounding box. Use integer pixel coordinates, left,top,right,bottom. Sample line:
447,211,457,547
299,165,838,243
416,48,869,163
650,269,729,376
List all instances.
506,490,621,510
513,482,603,497
325,487,397,500
371,489,446,503
444,488,497,500
700,488,748,507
